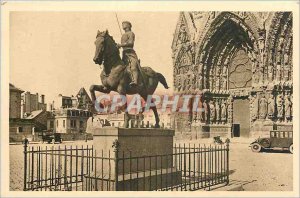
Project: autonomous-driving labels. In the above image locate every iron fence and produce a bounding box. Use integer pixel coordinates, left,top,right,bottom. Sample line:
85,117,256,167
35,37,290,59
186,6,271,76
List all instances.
23,141,229,191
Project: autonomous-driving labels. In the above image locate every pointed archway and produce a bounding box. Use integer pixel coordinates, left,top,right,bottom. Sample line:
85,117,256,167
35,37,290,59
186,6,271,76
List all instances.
196,14,259,137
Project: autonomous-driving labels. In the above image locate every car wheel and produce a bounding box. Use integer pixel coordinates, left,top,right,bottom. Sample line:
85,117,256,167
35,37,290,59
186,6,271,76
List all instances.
251,143,262,153
289,144,293,154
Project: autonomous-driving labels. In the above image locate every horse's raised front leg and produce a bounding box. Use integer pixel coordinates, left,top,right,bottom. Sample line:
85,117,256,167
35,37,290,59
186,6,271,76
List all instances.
90,85,110,101
89,84,111,112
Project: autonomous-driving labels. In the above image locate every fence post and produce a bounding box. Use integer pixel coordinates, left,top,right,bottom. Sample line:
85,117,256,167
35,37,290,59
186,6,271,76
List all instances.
112,139,120,191
225,138,230,185
23,138,28,191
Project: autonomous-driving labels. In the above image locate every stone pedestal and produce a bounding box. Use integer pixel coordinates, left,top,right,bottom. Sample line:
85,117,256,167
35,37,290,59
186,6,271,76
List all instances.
190,124,231,139
87,127,181,191
251,120,275,137
93,127,175,171
209,124,232,138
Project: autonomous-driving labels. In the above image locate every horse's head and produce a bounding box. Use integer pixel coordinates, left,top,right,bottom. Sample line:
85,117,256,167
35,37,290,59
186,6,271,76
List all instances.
93,30,119,66
93,30,107,65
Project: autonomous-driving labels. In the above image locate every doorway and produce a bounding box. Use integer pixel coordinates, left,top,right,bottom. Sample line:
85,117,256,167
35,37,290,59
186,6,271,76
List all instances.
233,98,250,137
232,124,240,137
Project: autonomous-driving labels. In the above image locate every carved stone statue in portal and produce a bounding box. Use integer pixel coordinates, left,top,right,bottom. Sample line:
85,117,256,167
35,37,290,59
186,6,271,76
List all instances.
284,94,292,122
259,94,268,119
267,94,275,119
276,94,284,121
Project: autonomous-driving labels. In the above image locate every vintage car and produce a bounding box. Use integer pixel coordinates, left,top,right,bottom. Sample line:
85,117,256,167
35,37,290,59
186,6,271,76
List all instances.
250,130,293,153
41,133,63,144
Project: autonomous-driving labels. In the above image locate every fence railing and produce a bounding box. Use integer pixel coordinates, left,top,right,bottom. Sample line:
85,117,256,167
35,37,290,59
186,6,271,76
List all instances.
23,141,229,191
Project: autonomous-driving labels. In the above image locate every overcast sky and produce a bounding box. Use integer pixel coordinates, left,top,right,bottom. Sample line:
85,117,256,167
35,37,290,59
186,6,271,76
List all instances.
10,12,179,103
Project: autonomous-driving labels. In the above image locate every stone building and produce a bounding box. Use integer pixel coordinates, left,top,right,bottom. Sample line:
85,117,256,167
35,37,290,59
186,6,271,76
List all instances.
77,87,93,110
48,108,92,133
53,94,75,109
52,88,92,110
9,84,51,142
9,109,51,142
48,88,93,134
22,91,46,117
9,83,24,118
172,12,293,138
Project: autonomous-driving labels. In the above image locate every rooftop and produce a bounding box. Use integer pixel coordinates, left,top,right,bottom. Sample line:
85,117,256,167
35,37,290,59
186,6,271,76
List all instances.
9,83,24,93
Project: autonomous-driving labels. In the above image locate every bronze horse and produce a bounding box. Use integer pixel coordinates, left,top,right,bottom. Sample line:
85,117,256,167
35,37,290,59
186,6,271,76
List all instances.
90,30,169,128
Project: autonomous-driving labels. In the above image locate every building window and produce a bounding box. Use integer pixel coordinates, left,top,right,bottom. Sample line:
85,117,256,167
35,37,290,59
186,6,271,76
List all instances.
56,120,58,127
50,121,54,129
80,120,84,128
71,120,77,128
18,127,23,133
63,120,65,128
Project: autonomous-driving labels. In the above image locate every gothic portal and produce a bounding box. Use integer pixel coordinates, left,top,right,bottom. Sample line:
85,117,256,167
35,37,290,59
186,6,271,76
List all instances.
172,12,293,138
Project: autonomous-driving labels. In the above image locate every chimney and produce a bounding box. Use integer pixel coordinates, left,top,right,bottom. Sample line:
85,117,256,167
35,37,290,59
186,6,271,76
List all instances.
25,91,31,114
40,94,45,104
21,98,24,118
36,93,39,110
47,103,53,111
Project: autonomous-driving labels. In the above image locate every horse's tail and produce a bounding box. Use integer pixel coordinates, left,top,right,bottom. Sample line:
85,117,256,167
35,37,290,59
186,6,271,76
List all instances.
157,73,169,89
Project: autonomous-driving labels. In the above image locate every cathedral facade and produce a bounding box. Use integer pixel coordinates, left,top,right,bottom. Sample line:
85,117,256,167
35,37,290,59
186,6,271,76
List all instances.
172,12,293,138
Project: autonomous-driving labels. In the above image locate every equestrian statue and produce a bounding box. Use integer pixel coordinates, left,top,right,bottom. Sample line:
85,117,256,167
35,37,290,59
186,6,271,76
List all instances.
90,21,169,128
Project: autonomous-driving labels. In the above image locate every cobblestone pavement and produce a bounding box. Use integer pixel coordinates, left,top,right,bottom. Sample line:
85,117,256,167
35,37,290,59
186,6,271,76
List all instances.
9,141,93,191
229,139,293,191
10,138,292,191
176,138,293,191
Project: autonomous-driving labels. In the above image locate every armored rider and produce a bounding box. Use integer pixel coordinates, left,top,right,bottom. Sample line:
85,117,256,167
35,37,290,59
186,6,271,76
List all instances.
117,21,140,87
